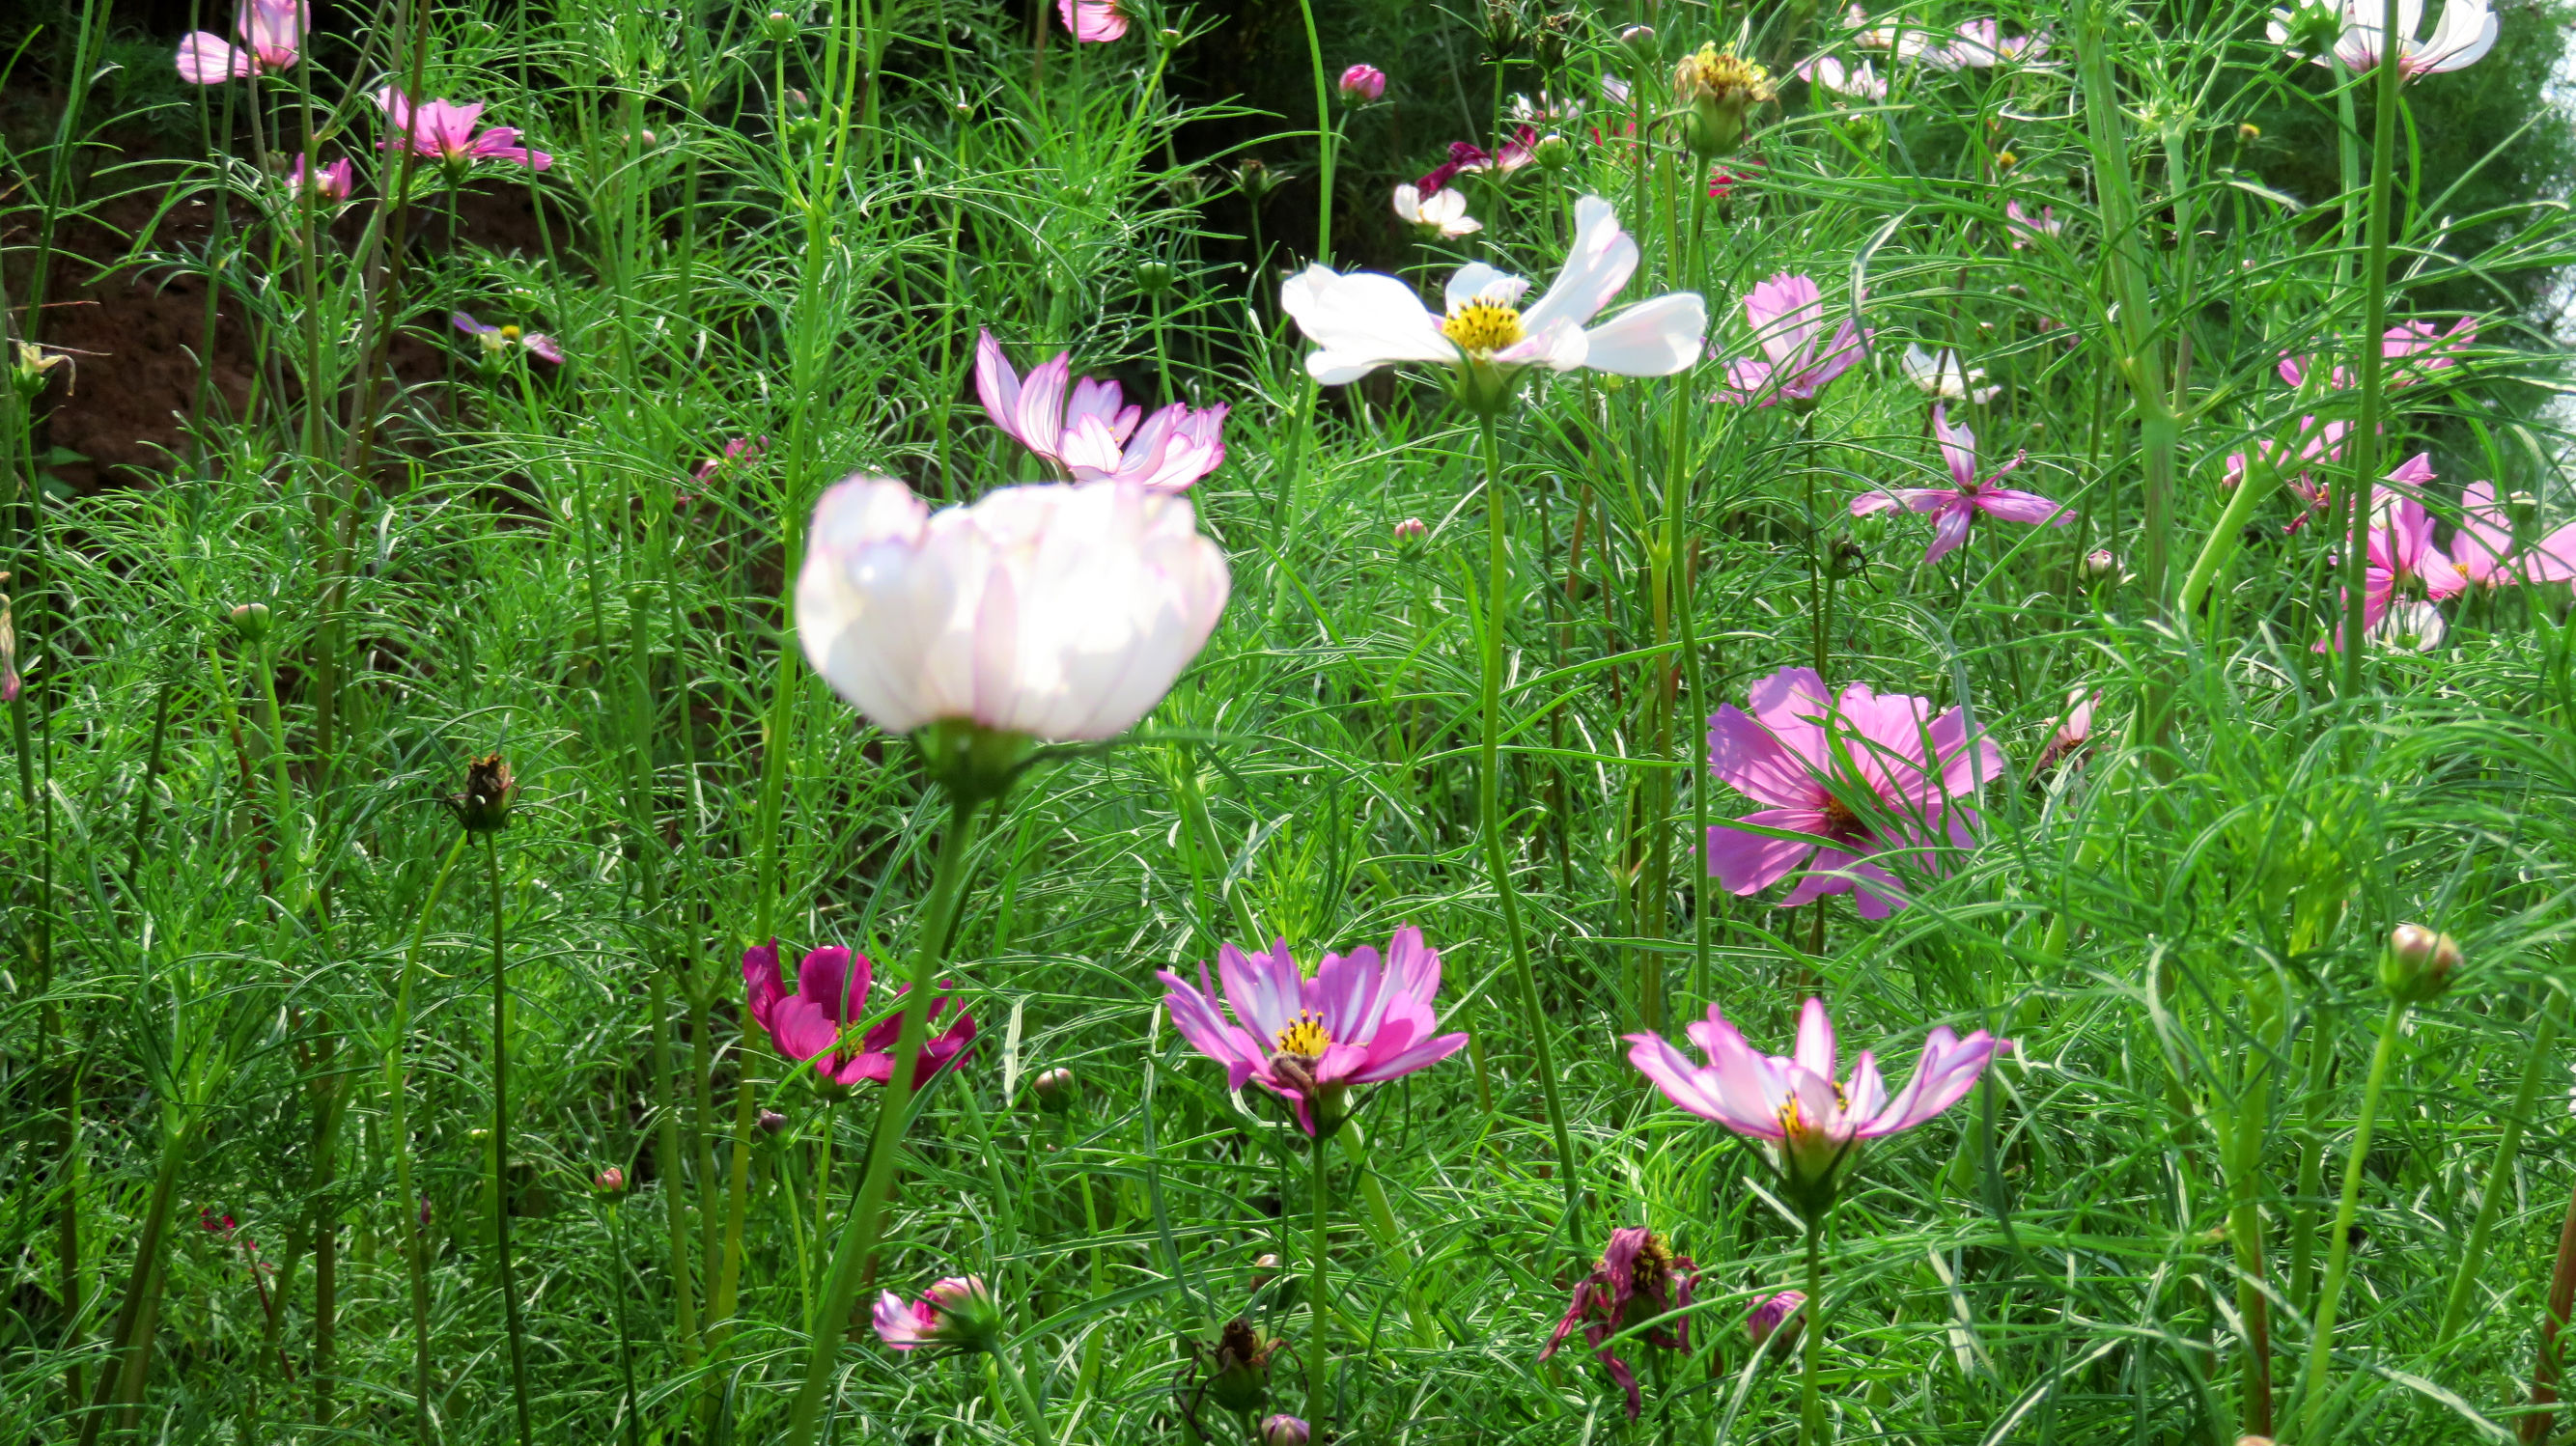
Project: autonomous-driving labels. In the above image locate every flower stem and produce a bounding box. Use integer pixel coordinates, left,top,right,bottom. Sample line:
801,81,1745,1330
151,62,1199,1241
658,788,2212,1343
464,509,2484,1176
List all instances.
991,1337,1052,1446
2439,988,2563,1341
2338,0,2404,697
2291,996,2406,1441
1294,0,1333,265
1307,1122,1331,1420
1799,1215,1826,1446
609,1197,642,1446
489,830,536,1446
1476,411,1582,1240
782,794,988,1445
385,830,469,1446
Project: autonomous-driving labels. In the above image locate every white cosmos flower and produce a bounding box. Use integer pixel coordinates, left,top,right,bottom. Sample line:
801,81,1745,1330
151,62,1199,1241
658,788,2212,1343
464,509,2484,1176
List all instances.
2269,0,2497,76
796,476,1230,741
1392,182,1483,237
1900,343,2001,403
1279,194,1706,403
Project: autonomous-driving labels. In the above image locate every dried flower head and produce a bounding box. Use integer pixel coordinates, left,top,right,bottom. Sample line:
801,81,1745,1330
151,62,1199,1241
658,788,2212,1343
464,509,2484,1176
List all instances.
446,753,518,833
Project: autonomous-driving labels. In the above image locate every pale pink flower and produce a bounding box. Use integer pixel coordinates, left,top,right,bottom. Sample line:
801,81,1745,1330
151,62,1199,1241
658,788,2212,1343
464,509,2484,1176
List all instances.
1540,1226,1698,1419
1702,666,2004,918
1933,16,2050,67
2278,317,2476,389
376,88,552,170
176,0,303,82
452,312,565,364
1850,404,2063,563
1794,54,1888,99
1627,997,2012,1215
2316,459,2468,652
2269,0,2497,76
1748,1290,1806,1346
1393,182,1482,237
873,1276,1001,1352
742,940,977,1088
2452,481,2576,589
974,330,1226,490
1157,927,1467,1136
1338,64,1388,102
1058,0,1129,42
2003,200,2060,248
288,155,354,202
1717,272,1868,407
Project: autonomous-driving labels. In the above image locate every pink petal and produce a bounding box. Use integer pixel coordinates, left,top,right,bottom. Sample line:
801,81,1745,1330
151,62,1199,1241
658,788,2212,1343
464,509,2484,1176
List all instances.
1706,706,1827,807
1708,808,1826,896
1974,488,2065,525
1793,997,1836,1081
1922,502,1974,563
1932,405,1977,488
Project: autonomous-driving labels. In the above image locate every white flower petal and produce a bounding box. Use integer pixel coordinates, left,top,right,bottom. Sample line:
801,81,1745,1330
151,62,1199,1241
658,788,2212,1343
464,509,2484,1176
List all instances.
1580,292,1708,375
1280,264,1452,385
1519,194,1638,336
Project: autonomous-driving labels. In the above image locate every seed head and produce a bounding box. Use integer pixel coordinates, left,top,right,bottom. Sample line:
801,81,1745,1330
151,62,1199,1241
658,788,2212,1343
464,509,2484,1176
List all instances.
1207,1318,1280,1412
445,753,518,833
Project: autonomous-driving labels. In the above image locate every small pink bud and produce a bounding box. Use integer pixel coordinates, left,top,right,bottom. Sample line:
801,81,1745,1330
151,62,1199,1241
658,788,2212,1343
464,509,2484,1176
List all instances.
1250,1252,1281,1289
1748,1289,1806,1347
2381,923,2462,1003
2081,548,2118,581
1337,64,1386,103
758,1108,790,1135
1393,516,1428,547
1261,1415,1310,1446
594,1167,626,1194
1032,1066,1078,1113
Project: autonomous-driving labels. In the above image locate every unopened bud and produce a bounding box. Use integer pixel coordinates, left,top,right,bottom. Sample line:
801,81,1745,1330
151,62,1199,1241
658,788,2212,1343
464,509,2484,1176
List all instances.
2082,548,2118,581
1337,64,1387,104
229,601,271,641
1135,260,1177,295
1532,133,1573,170
1261,1416,1310,1446
1618,24,1657,62
1393,516,1428,548
419,1196,434,1227
1250,1252,1281,1288
2237,123,2260,142
1033,1066,1078,1113
595,1166,627,1194
2380,923,2461,1003
761,9,798,40
759,1108,790,1135
784,88,811,118
1995,150,2019,170
445,753,518,833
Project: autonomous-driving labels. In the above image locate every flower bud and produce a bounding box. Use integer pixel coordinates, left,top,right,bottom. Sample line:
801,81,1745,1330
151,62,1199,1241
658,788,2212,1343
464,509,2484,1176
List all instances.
2380,923,2461,1003
595,1166,627,1194
445,753,518,834
1618,23,1657,62
761,8,798,40
419,1196,434,1228
1033,1066,1078,1113
1393,516,1428,549
2082,548,2118,581
229,601,272,641
1250,1252,1281,1288
1135,260,1178,295
1748,1288,1806,1348
2238,123,2260,143
1532,133,1573,170
1337,64,1386,104
1670,43,1774,157
1261,1416,1310,1446
1995,150,2019,170
1233,158,1280,203
758,1108,790,1135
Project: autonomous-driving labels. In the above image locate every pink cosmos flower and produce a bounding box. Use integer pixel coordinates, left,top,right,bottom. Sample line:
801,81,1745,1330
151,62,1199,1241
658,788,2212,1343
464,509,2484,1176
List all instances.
1157,927,1468,1136
2279,317,2476,390
1717,272,1868,407
1338,64,1388,102
452,312,566,365
288,155,354,202
2269,0,2498,77
2453,481,2576,589
1749,1289,1806,1347
874,1276,1002,1352
1539,1226,1698,1419
690,436,766,486
2223,416,2350,530
376,88,553,170
1933,17,2051,67
2034,687,2097,772
176,0,303,82
1850,405,2064,563
1702,666,2004,918
1626,997,2012,1216
1415,126,1540,195
2316,459,2468,652
974,330,1227,490
1794,54,1888,99
742,940,978,1089
2003,200,2060,248
1059,0,1128,42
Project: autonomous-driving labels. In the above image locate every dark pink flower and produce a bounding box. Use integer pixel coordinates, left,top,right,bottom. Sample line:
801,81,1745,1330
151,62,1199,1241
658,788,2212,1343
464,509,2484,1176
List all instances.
2279,317,2476,390
1717,272,1867,406
1157,927,1467,1136
1338,64,1388,102
1058,0,1128,42
874,1275,1001,1351
742,940,978,1089
2316,457,2468,652
1702,666,2003,918
690,436,766,486
1850,405,2064,563
176,0,302,82
288,155,354,202
1539,1226,1698,1419
377,87,552,170
1414,126,1540,194
974,330,1226,489
1748,1290,1806,1346
1627,997,2011,1216
2453,480,2576,590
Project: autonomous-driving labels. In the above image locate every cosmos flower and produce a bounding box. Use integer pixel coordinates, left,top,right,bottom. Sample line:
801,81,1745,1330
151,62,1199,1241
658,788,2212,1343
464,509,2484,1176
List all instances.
2316,463,2468,652
176,0,303,83
1540,1226,1699,1419
1414,125,1541,195
1280,195,1706,407
795,475,1229,741
1795,54,1889,99
2279,317,2477,390
1392,182,1483,237
1749,1290,1807,1347
1850,404,2064,563
2452,481,2576,589
874,1276,1003,1352
1058,0,1128,42
974,330,1228,490
1899,343,2000,403
2034,688,2097,772
1157,927,1468,1136
2003,200,2061,248
2225,416,2351,532
377,88,552,170
1932,17,2051,67
452,312,566,364
1702,666,2004,918
742,940,977,1088
287,155,354,202
1716,272,1868,407
1626,997,2012,1217
2269,0,2497,76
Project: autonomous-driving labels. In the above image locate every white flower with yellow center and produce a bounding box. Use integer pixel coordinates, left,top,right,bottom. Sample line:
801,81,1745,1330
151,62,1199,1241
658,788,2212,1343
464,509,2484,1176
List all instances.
1278,194,1706,410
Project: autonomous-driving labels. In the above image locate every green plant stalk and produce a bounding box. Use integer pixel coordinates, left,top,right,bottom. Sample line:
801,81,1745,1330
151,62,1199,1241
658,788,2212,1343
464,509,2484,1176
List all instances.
73,1108,187,1446
990,1336,1052,1446
1294,0,1334,264
1476,412,1582,1239
610,1196,643,1446
489,830,537,1446
2220,994,2279,1439
650,970,702,1368
2439,993,2564,1340
2291,997,2406,1441
782,795,988,1445
2178,453,2285,621
1307,1123,1331,1419
385,831,469,1446
2337,8,2405,699
1800,1214,1826,1446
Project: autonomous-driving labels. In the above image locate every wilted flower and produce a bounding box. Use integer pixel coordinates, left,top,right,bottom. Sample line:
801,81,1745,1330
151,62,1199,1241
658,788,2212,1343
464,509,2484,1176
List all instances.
2268,0,2496,76
1203,1319,1281,1411
1259,1416,1309,1446
1716,273,1867,407
452,312,566,365
1338,64,1388,102
2452,481,2576,590
1414,125,1541,194
1058,0,1128,42
286,155,355,203
2034,688,2098,772
377,88,552,170
444,753,517,832
874,1275,1003,1352
1281,196,1706,410
176,0,303,82
795,475,1229,744
1392,182,1483,237
1540,1226,1698,1419
1851,404,2064,563
1671,42,1776,155
2380,923,2462,1001
1702,666,2003,917
742,940,977,1088
1748,1289,1807,1347
1899,343,1999,403
1626,997,2012,1218
2003,200,2061,248
1158,926,1468,1136
974,331,1228,489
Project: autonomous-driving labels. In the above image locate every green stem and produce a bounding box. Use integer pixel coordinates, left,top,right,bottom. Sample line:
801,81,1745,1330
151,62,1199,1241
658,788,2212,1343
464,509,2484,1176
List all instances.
1476,411,1582,1239
610,1199,642,1446
2338,1,2404,698
1800,1215,1826,1446
2439,992,2564,1340
490,830,536,1446
991,1338,1052,1446
1307,1121,1331,1419
1294,0,1334,265
383,831,468,1446
2292,998,2406,1441
782,794,988,1444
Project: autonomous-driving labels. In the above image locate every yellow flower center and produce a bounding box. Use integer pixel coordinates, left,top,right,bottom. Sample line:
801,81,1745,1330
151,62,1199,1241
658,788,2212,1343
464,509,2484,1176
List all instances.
1442,302,1526,356
499,324,522,341
1673,43,1776,106
1274,1010,1332,1060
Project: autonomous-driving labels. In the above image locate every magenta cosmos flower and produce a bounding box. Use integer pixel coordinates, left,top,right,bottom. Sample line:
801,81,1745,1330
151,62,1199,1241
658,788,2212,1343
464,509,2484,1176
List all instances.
177,0,302,82
1157,927,1467,1135
1748,1289,1806,1346
2317,466,2467,653
975,330,1226,490
1627,997,2011,1217
2003,200,2060,249
743,940,977,1088
1414,125,1540,194
1703,666,2003,918
874,1275,1002,1352
1717,273,1867,407
1058,0,1128,42
1851,405,2064,563
288,155,354,203
2454,481,2576,590
1540,1226,1698,1420
1338,64,1388,102
376,88,552,170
